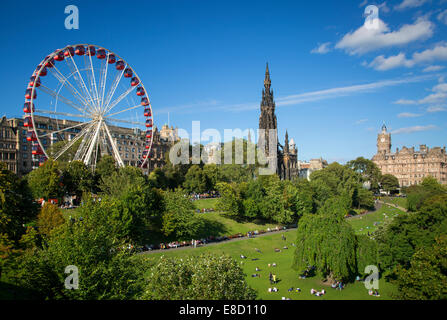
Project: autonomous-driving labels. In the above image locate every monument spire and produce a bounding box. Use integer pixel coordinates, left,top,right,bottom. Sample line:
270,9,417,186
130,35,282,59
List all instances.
264,62,271,90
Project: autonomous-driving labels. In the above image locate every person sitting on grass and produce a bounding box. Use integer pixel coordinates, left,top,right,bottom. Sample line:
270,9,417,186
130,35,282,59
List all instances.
272,274,277,283
240,254,247,259
288,287,294,292
272,287,278,292
256,267,260,271
310,289,316,295
295,288,301,293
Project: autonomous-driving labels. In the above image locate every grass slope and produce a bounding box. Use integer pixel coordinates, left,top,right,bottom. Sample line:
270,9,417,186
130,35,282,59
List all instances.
348,204,404,235
138,230,397,300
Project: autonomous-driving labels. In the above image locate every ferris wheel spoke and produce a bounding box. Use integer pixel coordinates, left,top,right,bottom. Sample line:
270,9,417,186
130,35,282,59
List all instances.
65,55,98,113
103,68,126,111
105,104,143,118
39,119,94,138
34,109,91,119
48,63,94,114
102,121,124,167
104,85,137,114
106,117,145,126
84,120,103,166
98,53,109,109
53,125,90,160
85,54,101,110
73,122,97,161
38,84,89,116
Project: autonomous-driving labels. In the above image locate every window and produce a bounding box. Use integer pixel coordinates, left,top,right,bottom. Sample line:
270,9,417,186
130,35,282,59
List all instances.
23,153,28,159
23,145,27,151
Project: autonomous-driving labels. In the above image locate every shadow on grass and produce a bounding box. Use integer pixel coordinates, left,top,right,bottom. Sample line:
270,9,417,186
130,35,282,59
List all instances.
0,280,40,300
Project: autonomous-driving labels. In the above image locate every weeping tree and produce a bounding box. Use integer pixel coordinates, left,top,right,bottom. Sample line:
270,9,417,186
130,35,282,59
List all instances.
292,198,357,282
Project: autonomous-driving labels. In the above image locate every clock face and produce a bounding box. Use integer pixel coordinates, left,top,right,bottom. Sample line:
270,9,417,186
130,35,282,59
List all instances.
381,137,385,142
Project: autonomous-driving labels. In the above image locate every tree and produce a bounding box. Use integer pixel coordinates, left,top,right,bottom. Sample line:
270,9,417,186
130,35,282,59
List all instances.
215,182,242,218
202,164,219,191
183,165,207,193
346,157,382,192
148,168,168,189
27,159,63,200
395,235,447,300
161,189,203,240
12,209,144,299
62,160,94,200
99,165,146,198
0,162,37,241
293,208,357,282
142,254,257,300
37,203,65,237
94,155,117,185
355,235,378,277
380,174,399,193
376,194,447,272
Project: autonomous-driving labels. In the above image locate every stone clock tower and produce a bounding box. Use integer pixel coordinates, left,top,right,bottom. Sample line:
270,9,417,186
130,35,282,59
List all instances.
377,123,391,155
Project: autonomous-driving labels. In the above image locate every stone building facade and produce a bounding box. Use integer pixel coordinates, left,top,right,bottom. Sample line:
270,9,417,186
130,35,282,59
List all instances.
298,158,329,180
372,124,447,186
258,63,298,180
0,115,178,176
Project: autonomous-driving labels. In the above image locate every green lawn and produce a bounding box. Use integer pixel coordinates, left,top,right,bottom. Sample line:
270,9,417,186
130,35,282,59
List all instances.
198,212,284,237
381,196,407,210
347,204,405,235
193,198,219,210
137,230,397,300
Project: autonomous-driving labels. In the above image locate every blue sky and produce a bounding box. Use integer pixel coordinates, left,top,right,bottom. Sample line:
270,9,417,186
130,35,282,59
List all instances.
0,0,446,163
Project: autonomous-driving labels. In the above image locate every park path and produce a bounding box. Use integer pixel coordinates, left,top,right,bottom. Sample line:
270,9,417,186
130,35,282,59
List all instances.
140,200,406,256
139,227,295,255
345,201,382,220
377,200,407,212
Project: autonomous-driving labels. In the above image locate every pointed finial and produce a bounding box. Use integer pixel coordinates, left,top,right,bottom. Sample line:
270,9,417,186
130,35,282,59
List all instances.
382,122,387,132
264,62,271,89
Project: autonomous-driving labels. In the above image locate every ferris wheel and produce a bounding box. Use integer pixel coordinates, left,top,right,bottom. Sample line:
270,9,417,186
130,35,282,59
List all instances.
23,44,154,170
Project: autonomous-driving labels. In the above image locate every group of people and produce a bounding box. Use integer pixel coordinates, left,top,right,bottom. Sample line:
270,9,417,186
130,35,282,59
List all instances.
331,281,344,290
268,272,278,284
368,289,380,297
310,288,326,297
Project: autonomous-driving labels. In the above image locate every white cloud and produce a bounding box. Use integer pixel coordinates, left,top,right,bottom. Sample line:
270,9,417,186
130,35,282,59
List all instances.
397,112,423,117
394,98,418,104
359,0,368,7
418,92,447,104
369,53,414,70
395,0,429,11
438,9,447,24
336,17,434,55
368,43,447,70
391,124,437,134
378,2,391,13
422,65,445,72
355,119,368,124
427,106,447,112
393,77,447,107
311,42,332,54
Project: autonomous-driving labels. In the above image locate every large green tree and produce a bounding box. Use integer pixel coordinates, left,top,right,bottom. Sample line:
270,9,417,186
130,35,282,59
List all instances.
27,159,63,200
395,235,447,300
293,200,357,282
142,254,257,300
